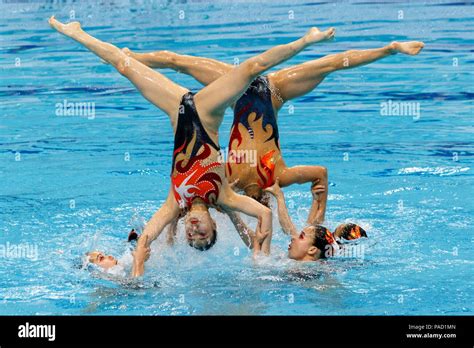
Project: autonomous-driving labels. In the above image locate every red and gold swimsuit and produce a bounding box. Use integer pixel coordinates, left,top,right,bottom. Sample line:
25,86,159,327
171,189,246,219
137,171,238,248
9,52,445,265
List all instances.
171,92,223,209
227,76,280,189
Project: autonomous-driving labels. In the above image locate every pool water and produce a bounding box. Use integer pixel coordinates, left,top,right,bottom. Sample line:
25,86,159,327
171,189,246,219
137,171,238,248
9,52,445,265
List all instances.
1,0,473,315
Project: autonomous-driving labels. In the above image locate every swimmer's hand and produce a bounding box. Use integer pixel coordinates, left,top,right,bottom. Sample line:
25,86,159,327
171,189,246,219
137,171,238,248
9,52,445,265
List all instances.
131,235,150,277
264,179,282,197
251,218,268,256
311,183,326,200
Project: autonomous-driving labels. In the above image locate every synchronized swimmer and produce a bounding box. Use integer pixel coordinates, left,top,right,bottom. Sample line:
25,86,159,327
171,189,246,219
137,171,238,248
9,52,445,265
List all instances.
48,16,424,275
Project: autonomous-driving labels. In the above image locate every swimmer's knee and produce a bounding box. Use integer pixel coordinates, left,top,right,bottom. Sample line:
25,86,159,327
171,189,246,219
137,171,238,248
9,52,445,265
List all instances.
318,166,328,178
321,167,328,181
243,57,268,77
311,166,327,183
117,54,132,75
163,50,177,62
158,50,179,69
121,47,132,56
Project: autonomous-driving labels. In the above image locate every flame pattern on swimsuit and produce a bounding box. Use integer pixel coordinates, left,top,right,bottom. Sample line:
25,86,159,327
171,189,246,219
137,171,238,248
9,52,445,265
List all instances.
256,149,276,188
227,76,280,188
171,92,222,208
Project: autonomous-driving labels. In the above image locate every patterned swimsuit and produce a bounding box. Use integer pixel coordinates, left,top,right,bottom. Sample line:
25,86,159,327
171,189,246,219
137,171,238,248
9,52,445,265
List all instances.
227,76,280,188
171,92,223,209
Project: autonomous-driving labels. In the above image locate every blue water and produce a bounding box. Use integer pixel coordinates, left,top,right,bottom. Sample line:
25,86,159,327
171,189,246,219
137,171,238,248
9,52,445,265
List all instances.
1,0,473,315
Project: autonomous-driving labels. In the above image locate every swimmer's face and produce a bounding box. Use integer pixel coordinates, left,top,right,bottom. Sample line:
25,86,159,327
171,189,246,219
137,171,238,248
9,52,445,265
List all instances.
288,226,319,261
185,210,216,250
87,251,118,270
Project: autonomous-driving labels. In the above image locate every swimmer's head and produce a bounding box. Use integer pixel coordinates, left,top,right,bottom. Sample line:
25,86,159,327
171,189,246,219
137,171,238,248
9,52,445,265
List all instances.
288,225,337,261
185,202,217,251
86,251,118,270
333,223,367,240
244,184,270,207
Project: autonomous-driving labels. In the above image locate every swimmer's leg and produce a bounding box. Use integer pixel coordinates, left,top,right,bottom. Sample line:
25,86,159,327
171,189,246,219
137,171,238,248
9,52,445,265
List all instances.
48,16,188,119
268,41,425,110
277,165,328,225
195,26,335,130
123,49,233,86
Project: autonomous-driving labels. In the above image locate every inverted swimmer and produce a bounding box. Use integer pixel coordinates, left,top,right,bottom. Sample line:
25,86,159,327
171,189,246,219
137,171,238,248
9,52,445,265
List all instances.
124,38,424,227
49,16,335,276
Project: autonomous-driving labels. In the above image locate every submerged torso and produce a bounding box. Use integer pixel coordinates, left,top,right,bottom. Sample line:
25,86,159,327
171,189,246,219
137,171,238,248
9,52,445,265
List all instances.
171,92,225,209
226,76,285,190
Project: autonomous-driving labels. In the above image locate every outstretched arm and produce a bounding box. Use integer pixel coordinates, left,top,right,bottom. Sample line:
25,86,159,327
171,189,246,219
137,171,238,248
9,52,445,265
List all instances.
218,183,273,255
195,26,335,132
132,190,180,277
165,217,180,246
224,210,267,256
264,180,299,238
278,165,328,225
220,179,254,248
225,210,253,248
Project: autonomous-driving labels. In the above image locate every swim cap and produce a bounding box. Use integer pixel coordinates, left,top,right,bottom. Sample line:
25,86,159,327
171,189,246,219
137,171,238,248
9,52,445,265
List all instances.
337,223,367,240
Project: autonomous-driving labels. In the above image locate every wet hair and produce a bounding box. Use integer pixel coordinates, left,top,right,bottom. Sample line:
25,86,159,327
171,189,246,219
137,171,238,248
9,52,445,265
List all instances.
311,225,336,259
189,229,217,251
259,193,271,208
73,256,87,270
338,223,367,240
244,185,263,202
244,185,270,207
74,253,97,271
128,229,139,242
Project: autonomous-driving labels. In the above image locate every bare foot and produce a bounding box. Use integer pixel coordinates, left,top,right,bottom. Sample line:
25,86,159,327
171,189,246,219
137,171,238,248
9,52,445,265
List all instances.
48,15,82,38
304,27,336,44
390,41,425,55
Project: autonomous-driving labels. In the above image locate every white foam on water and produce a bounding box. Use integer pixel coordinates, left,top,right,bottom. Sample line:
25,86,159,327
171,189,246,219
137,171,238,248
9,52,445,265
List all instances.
398,166,470,176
